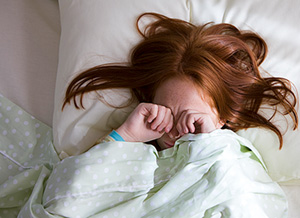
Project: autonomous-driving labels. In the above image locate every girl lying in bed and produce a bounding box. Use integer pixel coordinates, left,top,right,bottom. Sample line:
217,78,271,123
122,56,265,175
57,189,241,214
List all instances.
37,12,300,217
63,13,298,150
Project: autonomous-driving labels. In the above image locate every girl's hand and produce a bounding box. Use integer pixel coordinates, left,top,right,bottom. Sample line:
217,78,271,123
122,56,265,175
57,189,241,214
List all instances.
174,109,222,137
116,103,173,142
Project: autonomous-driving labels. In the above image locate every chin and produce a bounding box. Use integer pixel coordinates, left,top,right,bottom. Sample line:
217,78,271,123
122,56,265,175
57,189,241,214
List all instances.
159,144,173,150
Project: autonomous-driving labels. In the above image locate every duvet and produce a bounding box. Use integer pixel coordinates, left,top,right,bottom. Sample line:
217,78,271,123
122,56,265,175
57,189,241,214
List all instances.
0,95,287,218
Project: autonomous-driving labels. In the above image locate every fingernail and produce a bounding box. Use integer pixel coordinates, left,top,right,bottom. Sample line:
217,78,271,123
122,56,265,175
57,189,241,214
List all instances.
169,132,175,138
170,133,179,139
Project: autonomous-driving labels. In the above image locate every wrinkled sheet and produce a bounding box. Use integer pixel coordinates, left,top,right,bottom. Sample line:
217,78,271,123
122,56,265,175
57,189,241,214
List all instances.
0,95,287,218
0,95,59,217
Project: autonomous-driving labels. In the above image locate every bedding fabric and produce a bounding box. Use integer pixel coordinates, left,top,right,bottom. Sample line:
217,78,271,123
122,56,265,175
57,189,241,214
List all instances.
53,0,300,185
0,96,288,217
0,95,60,217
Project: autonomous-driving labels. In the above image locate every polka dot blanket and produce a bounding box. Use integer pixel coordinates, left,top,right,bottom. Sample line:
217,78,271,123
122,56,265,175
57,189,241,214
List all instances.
0,95,288,218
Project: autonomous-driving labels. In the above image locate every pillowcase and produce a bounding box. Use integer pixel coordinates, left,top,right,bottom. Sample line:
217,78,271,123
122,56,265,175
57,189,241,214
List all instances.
53,0,300,184
189,0,300,184
53,0,190,158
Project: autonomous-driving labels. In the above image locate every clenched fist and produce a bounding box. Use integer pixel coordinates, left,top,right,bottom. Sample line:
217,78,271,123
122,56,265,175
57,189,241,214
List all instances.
116,103,173,142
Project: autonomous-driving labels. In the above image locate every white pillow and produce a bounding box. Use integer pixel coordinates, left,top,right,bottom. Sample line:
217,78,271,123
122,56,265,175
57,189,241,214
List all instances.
53,0,300,184
53,0,190,158
189,0,300,184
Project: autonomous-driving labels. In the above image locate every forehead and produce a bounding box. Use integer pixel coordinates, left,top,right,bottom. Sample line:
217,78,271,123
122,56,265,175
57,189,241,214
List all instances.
154,77,200,102
153,77,212,117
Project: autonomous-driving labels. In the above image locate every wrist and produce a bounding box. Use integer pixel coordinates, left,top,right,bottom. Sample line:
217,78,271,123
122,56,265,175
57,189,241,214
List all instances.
115,125,136,142
109,130,125,141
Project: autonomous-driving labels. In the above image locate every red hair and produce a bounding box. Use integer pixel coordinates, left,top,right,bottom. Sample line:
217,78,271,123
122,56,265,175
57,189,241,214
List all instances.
63,13,298,149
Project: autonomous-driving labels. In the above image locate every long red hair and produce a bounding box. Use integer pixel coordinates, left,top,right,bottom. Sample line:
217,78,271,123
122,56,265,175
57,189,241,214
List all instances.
63,13,298,149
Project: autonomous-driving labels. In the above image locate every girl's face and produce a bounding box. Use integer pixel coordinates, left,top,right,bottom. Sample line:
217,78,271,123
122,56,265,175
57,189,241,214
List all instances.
153,77,223,150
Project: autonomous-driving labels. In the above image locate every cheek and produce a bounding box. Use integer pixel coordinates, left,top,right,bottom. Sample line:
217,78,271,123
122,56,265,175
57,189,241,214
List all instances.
204,103,221,124
211,108,222,125
210,112,224,129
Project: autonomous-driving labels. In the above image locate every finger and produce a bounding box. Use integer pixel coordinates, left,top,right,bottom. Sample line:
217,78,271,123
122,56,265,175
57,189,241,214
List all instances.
175,112,184,135
150,106,167,130
168,125,180,139
186,113,201,133
176,111,189,135
145,104,158,123
157,108,173,132
165,113,174,133
194,115,216,133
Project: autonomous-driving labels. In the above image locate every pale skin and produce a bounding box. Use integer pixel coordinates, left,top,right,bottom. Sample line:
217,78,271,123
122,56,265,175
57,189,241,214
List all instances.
116,77,224,150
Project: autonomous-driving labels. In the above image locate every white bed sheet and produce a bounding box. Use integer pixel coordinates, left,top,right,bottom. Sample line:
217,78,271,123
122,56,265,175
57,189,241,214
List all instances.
281,186,300,218
0,0,299,217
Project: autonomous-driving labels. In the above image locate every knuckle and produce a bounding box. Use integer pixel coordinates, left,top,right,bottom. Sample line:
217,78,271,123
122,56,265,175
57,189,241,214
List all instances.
152,104,158,110
157,105,166,111
160,120,168,126
139,102,148,110
187,115,195,122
